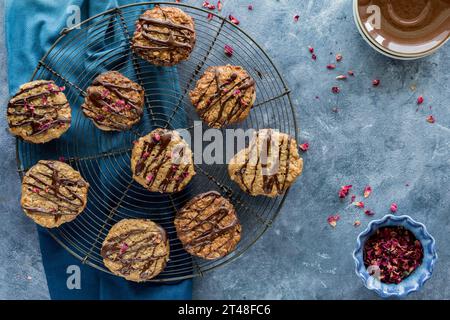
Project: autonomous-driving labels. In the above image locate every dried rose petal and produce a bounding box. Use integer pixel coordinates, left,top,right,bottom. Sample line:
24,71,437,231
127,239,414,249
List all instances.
364,209,375,216
417,95,424,104
153,133,161,142
59,86,66,92
142,151,150,159
354,220,361,227
311,54,317,60
229,15,240,25
119,243,129,255
351,194,356,203
372,79,380,86
32,187,40,193
58,156,66,162
335,53,343,62
353,201,365,208
248,4,253,10
217,0,222,11
327,64,336,70
299,143,309,152
146,174,154,182
224,44,234,57
336,75,347,80
294,14,300,22
426,115,435,124
364,186,372,198
390,203,398,213
41,96,48,105
308,46,314,53
327,214,340,228
207,13,213,20
331,86,340,94
338,185,352,198
348,70,355,76
202,1,215,10
101,89,110,99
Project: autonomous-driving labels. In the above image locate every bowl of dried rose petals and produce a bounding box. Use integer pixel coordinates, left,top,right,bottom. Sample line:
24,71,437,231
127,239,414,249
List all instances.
353,214,437,298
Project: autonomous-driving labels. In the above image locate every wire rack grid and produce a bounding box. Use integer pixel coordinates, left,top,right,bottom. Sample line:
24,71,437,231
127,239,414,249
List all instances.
15,2,298,282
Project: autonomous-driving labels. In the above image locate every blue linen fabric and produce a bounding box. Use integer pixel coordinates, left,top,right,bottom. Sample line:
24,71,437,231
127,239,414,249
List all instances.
5,0,192,299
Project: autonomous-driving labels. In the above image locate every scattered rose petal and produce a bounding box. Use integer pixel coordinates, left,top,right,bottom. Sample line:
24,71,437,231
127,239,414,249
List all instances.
233,89,241,96
336,75,347,80
153,133,161,142
142,151,150,159
308,46,314,53
224,44,234,57
354,220,361,227
348,70,355,76
327,64,336,70
364,209,375,216
364,185,372,198
332,86,340,94
372,79,380,86
299,143,309,152
248,4,253,10
327,214,340,228
217,0,222,11
351,194,356,203
294,14,300,22
353,201,365,208
335,53,343,62
202,1,215,10
207,13,213,20
119,243,129,255
229,15,240,25
426,115,435,124
146,174,154,182
311,53,317,60
59,86,66,92
338,185,352,198
390,203,398,213
32,187,40,193
58,156,66,162
417,95,424,104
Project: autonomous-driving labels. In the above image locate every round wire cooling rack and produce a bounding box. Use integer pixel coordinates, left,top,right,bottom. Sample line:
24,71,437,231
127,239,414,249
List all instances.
15,2,299,282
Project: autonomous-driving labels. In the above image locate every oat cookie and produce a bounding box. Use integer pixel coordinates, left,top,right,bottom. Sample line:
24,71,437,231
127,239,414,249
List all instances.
189,65,256,128
175,191,241,259
7,80,71,143
101,219,169,282
131,128,196,193
228,129,303,197
131,6,196,66
20,160,89,228
82,71,144,131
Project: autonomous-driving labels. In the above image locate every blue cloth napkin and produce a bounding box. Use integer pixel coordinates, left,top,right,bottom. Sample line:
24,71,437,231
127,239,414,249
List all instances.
5,0,192,300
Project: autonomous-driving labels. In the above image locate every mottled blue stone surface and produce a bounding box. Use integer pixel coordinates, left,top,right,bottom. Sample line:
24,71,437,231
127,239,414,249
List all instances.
1,0,449,299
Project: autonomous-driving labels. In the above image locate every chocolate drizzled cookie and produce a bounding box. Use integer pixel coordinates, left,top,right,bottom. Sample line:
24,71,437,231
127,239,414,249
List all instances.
189,65,256,128
7,80,71,143
82,71,144,131
131,128,196,193
228,129,303,197
20,160,89,228
101,219,169,282
175,191,241,260
131,6,196,66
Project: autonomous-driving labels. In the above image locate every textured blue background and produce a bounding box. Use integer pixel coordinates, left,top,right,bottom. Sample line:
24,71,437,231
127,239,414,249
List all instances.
1,0,449,299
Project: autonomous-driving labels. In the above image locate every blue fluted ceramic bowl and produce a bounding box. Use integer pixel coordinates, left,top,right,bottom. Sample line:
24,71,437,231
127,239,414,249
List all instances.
353,214,437,298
